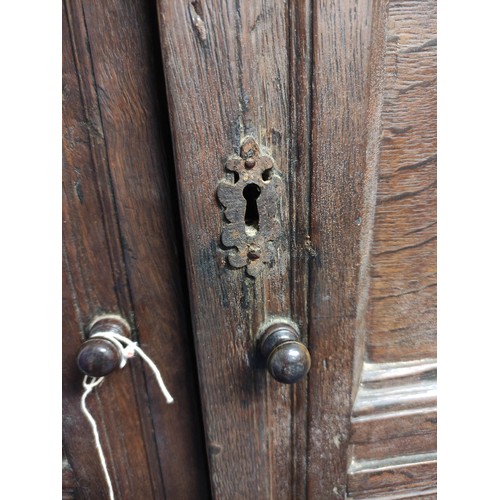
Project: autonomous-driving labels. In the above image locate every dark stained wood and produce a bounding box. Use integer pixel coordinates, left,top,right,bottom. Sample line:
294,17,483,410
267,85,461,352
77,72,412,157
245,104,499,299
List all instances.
349,361,436,497
62,448,77,500
62,0,209,497
288,1,313,496
158,1,292,499
156,1,297,498
352,362,437,419
351,433,436,462
352,408,437,444
76,338,122,377
365,0,437,364
156,0,435,497
346,1,437,496
305,0,391,497
64,0,436,496
63,4,154,494
348,454,437,499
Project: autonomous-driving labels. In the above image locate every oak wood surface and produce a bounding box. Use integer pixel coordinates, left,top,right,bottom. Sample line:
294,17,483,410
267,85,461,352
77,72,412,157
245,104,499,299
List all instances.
365,0,437,364
157,1,297,497
288,2,313,496
348,454,437,498
62,0,209,497
62,448,77,499
156,0,403,498
305,1,389,496
63,0,437,497
347,1,437,496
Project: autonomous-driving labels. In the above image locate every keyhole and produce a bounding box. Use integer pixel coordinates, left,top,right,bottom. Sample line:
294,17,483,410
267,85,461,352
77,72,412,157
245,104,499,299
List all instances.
243,183,261,235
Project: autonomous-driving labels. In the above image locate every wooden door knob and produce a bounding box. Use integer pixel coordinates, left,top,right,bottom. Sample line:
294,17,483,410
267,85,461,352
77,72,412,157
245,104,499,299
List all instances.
259,322,311,384
77,338,121,377
76,316,130,377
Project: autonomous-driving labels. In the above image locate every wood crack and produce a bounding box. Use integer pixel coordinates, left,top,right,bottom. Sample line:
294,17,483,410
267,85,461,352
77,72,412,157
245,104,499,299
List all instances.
402,38,437,54
404,220,436,236
378,181,436,203
373,235,436,257
371,282,436,301
189,2,207,45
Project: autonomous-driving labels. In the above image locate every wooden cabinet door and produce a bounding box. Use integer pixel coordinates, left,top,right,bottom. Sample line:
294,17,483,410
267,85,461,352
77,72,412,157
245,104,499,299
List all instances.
63,0,436,498
62,1,209,497
156,0,436,499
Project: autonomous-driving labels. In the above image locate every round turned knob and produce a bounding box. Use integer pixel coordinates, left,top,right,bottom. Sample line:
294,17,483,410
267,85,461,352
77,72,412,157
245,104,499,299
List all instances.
77,338,121,377
260,322,311,384
76,315,131,377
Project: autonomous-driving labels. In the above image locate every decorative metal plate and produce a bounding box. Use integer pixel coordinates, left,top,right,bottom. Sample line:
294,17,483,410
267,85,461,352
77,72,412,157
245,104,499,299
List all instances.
217,136,283,277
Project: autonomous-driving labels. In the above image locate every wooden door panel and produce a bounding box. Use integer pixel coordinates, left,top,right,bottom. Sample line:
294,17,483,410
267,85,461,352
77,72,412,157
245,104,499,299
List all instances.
157,0,436,498
156,1,295,497
62,0,209,497
364,0,437,364
305,0,384,496
62,0,436,496
348,1,437,497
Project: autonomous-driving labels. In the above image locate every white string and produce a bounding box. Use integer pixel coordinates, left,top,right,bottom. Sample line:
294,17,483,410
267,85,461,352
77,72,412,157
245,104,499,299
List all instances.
81,375,114,500
92,331,174,404
80,331,174,500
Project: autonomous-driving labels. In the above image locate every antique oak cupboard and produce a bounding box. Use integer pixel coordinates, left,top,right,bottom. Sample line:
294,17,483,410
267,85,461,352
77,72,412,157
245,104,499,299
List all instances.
62,0,436,498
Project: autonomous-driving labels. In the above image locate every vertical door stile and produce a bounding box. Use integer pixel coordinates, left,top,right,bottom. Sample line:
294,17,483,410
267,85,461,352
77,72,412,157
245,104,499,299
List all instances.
305,1,384,497
156,1,295,497
63,0,210,497
288,0,313,498
155,0,436,497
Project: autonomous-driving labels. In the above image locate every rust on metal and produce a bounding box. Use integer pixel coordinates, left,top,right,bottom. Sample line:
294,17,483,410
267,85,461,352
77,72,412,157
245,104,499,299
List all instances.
217,136,283,277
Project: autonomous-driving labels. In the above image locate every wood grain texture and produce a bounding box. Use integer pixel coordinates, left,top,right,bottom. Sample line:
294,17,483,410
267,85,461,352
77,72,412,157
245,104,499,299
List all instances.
62,448,77,499
63,5,154,494
346,1,436,496
365,0,437,364
305,0,390,497
156,1,297,497
348,454,436,499
288,1,313,497
348,361,436,497
156,0,435,497
352,361,436,417
352,408,436,444
62,0,209,497
351,434,436,463
63,0,436,495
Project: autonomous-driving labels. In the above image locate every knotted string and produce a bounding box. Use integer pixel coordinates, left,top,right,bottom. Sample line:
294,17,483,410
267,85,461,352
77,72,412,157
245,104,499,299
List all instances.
80,331,173,500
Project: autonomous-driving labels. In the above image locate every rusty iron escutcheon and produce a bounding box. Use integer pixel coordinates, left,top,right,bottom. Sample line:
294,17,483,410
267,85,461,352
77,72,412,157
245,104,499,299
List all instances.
217,136,283,277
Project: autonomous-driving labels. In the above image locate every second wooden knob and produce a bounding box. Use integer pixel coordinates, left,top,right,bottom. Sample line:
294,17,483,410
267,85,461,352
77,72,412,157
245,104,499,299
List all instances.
259,322,311,384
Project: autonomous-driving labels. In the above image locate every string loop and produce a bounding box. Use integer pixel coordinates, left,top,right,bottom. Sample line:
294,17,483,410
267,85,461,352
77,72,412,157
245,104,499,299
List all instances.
80,331,173,500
